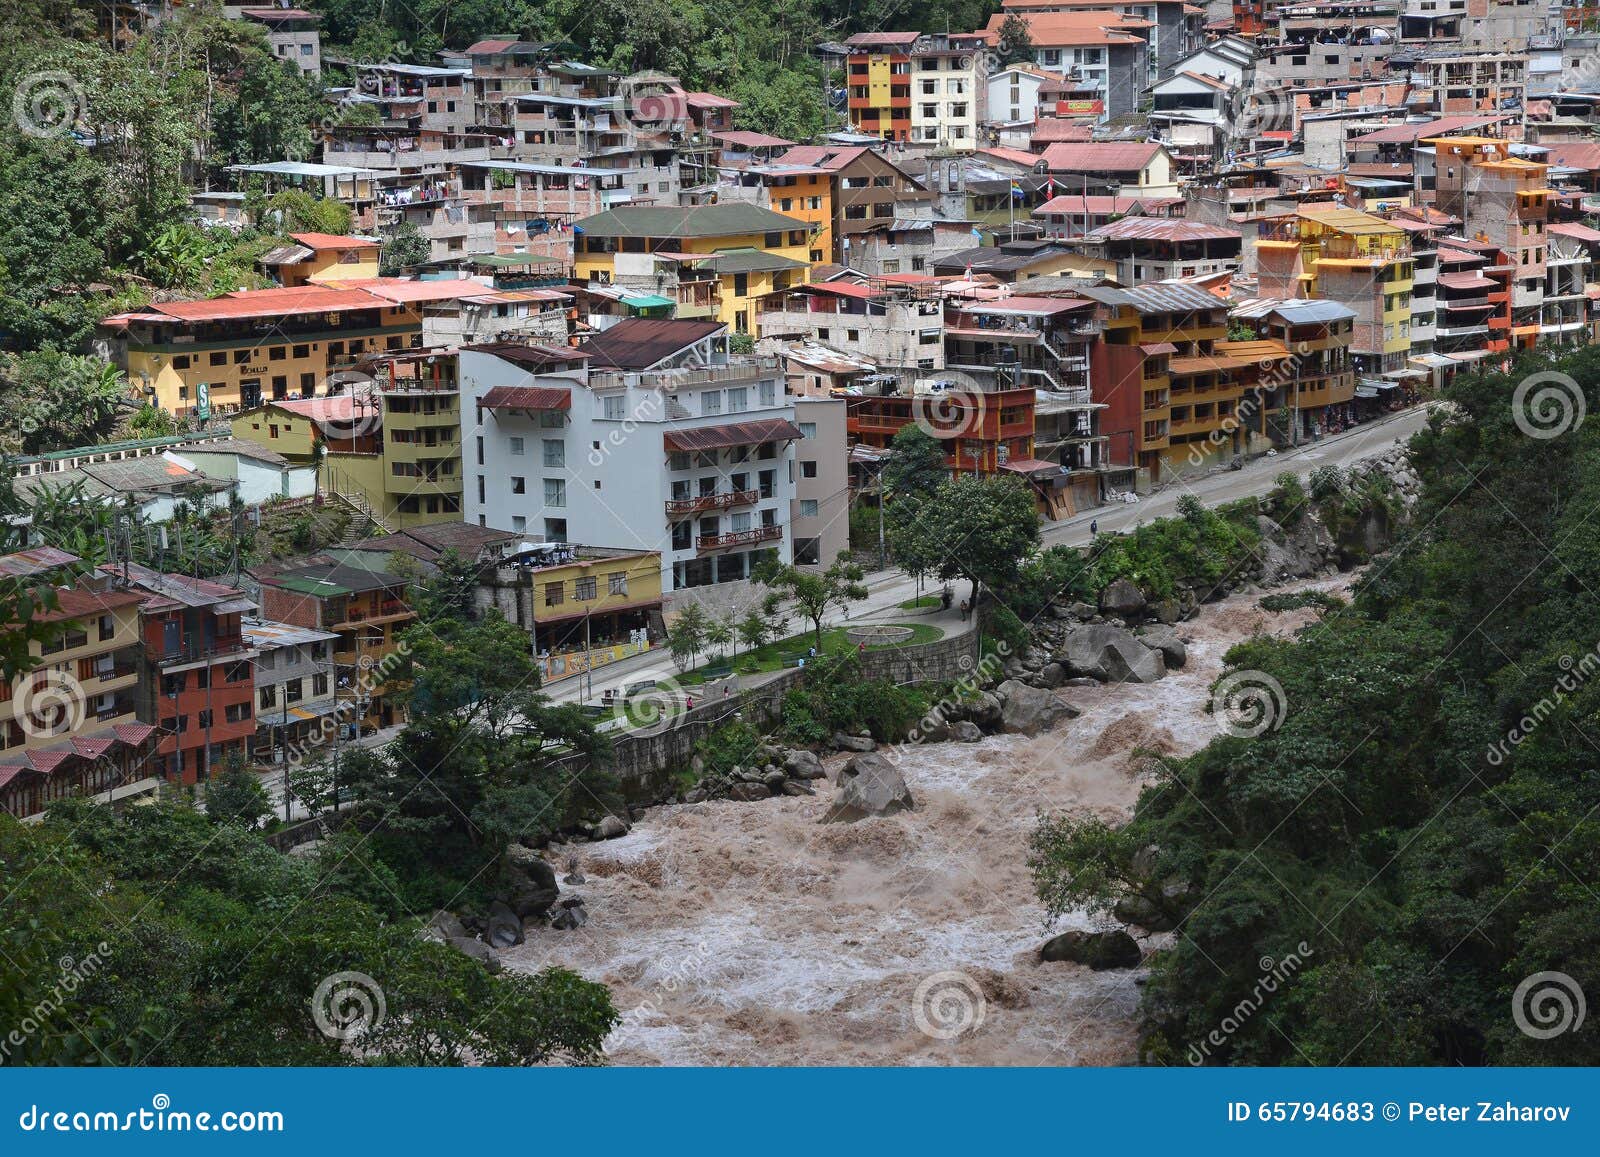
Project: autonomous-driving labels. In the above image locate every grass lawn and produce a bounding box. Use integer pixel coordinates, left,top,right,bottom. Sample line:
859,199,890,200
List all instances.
675,621,945,685
897,595,941,610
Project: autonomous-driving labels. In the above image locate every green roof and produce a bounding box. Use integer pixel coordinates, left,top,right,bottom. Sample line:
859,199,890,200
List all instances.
574,202,809,240
468,253,561,268
265,576,356,597
697,248,810,275
621,294,674,309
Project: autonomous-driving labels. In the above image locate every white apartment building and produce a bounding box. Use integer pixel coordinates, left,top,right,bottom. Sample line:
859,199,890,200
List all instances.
911,33,989,148
460,321,800,595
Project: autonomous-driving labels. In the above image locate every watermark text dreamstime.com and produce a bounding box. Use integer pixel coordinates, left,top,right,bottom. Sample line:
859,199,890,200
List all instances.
1485,641,1600,766
1187,942,1313,1065
17,1095,283,1134
1,943,111,1062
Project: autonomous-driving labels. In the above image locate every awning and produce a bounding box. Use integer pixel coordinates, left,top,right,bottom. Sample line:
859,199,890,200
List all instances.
1438,272,1498,291
1140,342,1178,355
286,701,343,722
480,385,573,410
1383,368,1429,380
663,418,803,452
999,457,1065,476
1409,353,1456,368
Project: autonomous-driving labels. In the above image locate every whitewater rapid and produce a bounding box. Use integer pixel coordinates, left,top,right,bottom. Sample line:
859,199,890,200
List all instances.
503,576,1351,1064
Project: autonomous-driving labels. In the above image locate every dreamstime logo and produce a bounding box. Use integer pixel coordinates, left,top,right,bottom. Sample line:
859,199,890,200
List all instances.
320,369,385,439
1511,371,1585,441
1512,971,1586,1040
617,72,689,138
610,672,689,737
1187,943,1313,1064
589,390,664,466
1210,669,1287,738
1230,87,1293,140
1486,641,1600,767
14,669,86,739
12,70,85,137
311,971,386,1042
910,371,986,442
912,970,986,1040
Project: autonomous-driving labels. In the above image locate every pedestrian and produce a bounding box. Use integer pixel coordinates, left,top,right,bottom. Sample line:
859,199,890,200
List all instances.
808,645,817,660
685,694,695,712
1090,518,1099,537
959,598,970,621
857,640,866,657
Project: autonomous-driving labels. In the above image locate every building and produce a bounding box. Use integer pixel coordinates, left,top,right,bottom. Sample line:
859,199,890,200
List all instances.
117,564,258,785
1066,216,1243,283
719,161,836,264
256,563,417,733
1255,206,1416,376
1427,136,1549,342
791,397,851,567
757,280,948,382
13,456,233,525
516,544,664,684
460,320,802,598
1410,53,1527,118
978,10,1153,120
232,348,464,530
908,32,990,148
844,31,918,141
1228,297,1360,443
1033,193,1186,238
261,232,380,286
1040,141,1180,197
572,202,814,333
242,618,338,764
770,145,933,264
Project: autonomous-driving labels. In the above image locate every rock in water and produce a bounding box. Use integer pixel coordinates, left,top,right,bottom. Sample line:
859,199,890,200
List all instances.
783,749,826,780
421,909,466,943
500,844,559,919
486,900,525,948
952,720,984,743
447,936,503,973
595,814,628,840
551,900,588,930
1038,929,1142,969
996,679,1080,736
1060,623,1166,683
727,781,772,802
1099,578,1146,617
824,752,915,822
1137,626,1187,669
832,731,876,753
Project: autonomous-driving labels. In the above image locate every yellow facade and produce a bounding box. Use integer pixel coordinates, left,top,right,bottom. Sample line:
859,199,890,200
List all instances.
119,306,424,418
576,230,811,334
531,552,663,626
763,172,834,265
285,246,381,287
1,594,142,761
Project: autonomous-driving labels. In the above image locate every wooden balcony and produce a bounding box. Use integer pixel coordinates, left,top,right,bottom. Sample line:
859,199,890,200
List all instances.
696,525,782,552
667,489,760,516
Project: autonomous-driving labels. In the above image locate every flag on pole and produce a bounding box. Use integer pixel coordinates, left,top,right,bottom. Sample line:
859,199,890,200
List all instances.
1010,181,1025,199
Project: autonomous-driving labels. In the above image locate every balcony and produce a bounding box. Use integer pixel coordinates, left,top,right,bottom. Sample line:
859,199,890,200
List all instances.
696,525,782,552
667,489,760,516
152,635,248,669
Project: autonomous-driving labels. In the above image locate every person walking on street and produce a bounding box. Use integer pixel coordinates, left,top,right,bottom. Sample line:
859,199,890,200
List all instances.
1090,518,1099,537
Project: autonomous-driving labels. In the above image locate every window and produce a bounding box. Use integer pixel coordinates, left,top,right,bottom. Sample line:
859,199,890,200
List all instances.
512,515,526,532
259,684,277,709
544,478,566,507
197,709,213,729
508,436,525,455
603,394,627,420
800,499,819,517
608,573,628,596
542,439,565,467
701,390,723,415
269,345,286,361
312,673,329,696
759,381,776,406
98,614,115,642
285,679,303,704
799,422,816,439
511,476,526,494
544,582,564,606
539,410,564,428
801,460,818,478
726,387,748,412
575,576,597,600
225,702,251,724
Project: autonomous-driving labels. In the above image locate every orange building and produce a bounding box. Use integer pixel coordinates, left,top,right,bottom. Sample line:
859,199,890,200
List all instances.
845,31,916,142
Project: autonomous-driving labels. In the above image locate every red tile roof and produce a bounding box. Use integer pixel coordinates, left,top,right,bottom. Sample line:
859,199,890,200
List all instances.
1041,141,1165,173
479,385,573,411
713,130,796,149
0,546,80,578
291,232,379,251
113,722,157,747
1032,121,1095,144
980,146,1044,168
1542,142,1600,172
1085,217,1240,242
133,285,388,325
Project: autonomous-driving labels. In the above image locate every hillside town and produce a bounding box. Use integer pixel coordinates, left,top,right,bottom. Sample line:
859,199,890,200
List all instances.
4,1,1597,814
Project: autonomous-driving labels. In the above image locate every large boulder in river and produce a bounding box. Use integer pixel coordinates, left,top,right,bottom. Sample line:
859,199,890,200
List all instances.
486,900,525,948
996,679,1080,736
824,752,915,822
784,749,826,780
1099,578,1147,617
952,720,984,743
1137,626,1187,670
1039,929,1143,970
500,844,560,919
1060,624,1166,683
832,731,876,753
447,936,503,973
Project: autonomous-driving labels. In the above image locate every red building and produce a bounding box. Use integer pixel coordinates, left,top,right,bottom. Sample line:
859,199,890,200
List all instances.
845,31,916,142
116,565,258,785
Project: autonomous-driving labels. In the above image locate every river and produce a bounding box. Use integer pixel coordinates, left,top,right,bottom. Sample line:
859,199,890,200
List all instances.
503,576,1351,1064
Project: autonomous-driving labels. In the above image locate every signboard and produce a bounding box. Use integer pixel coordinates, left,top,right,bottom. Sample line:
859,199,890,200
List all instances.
1056,98,1105,115
196,382,211,420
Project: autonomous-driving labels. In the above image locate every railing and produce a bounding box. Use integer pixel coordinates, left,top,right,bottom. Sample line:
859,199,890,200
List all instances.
666,489,760,516
153,636,247,666
696,525,782,551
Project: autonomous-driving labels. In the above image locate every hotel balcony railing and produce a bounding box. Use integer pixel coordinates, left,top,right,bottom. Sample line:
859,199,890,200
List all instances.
696,525,782,552
667,489,760,516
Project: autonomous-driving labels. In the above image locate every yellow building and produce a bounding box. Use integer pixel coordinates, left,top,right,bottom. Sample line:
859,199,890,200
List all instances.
231,350,463,530
526,547,664,684
263,232,382,286
573,203,812,333
1255,206,1414,377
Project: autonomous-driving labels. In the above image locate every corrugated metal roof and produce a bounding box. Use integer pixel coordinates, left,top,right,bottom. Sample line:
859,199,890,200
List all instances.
479,385,573,411
574,202,809,239
1084,217,1241,243
1230,297,1356,324
579,317,726,370
1041,142,1165,172
663,418,803,452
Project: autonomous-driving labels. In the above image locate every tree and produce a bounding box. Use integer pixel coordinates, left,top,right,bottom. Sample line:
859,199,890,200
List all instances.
758,558,868,650
996,12,1035,66
204,753,272,828
413,547,481,623
380,221,432,275
266,188,354,236
211,51,322,168
737,607,772,654
666,602,709,669
3,350,127,454
887,475,1040,598
704,613,734,660
881,423,947,499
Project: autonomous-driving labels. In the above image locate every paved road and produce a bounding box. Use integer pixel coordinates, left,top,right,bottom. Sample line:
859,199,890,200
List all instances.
542,404,1431,706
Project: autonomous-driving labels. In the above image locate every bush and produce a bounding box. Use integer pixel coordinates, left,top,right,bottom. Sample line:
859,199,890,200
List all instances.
692,721,765,780
779,653,930,743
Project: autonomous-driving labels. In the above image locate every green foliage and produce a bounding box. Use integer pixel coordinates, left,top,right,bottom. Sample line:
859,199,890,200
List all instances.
881,424,947,499
995,12,1035,65
692,720,765,780
758,558,868,649
267,188,355,236
888,474,1041,595
1266,470,1308,527
667,601,710,669
0,799,616,1065
780,652,929,744
1088,498,1260,601
1,350,126,453
1258,590,1344,614
380,221,431,276
1028,347,1600,1065
204,753,272,829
